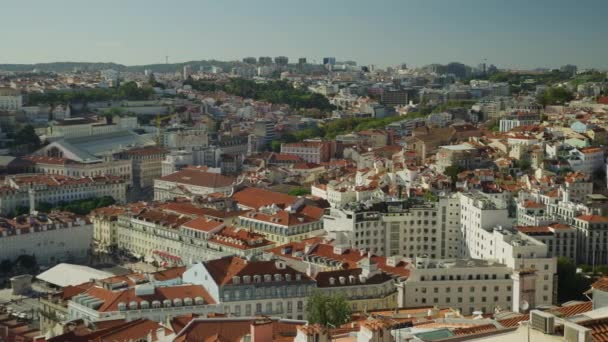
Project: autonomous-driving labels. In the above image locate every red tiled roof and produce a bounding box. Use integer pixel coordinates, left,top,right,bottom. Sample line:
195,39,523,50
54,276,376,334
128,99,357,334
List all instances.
204,256,311,286
159,170,235,188
576,215,608,223
232,187,297,209
83,284,216,312
182,217,225,232
548,301,592,317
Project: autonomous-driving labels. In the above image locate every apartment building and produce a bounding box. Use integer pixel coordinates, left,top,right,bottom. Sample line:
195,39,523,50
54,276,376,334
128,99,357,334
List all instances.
185,257,315,320
20,156,133,184
281,141,332,164
574,215,608,265
398,259,515,315
0,87,22,111
0,211,92,264
237,201,325,244
517,223,577,260
68,282,221,323
93,201,270,266
119,146,168,188
323,197,461,259
459,191,556,308
0,174,127,215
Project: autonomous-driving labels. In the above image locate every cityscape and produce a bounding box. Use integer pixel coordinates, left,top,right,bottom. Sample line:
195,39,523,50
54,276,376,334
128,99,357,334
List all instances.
1,1,608,341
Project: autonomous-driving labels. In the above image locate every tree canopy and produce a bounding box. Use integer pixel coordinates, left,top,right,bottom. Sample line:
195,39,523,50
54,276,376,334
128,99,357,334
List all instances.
306,291,352,327
538,87,575,106
557,257,592,303
11,125,42,154
185,78,335,111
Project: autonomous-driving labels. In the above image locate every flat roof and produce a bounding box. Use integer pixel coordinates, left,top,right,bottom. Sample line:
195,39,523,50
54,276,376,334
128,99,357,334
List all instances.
36,263,114,288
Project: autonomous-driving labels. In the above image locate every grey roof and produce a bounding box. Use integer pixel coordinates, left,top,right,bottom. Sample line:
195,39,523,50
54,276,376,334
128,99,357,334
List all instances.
46,131,156,162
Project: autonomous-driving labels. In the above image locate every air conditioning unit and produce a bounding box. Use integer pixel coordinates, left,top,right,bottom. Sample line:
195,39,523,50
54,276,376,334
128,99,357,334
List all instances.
530,310,555,334
563,322,592,342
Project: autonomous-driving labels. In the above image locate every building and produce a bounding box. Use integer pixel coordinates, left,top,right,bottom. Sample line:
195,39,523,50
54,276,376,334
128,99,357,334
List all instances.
67,282,220,323
0,211,92,265
435,144,484,173
274,56,289,65
0,87,22,111
0,174,128,215
574,215,608,265
238,200,325,244
280,141,332,164
323,197,461,259
323,57,336,66
517,224,577,260
154,167,235,201
397,258,516,315
499,112,541,132
119,146,168,188
20,156,133,184
45,116,138,139
567,147,605,175
459,192,556,309
253,119,277,145
381,89,409,107
184,256,314,320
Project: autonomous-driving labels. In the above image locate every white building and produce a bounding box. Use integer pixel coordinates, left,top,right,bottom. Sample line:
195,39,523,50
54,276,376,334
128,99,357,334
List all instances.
0,87,22,111
184,257,315,320
0,174,127,215
0,212,92,265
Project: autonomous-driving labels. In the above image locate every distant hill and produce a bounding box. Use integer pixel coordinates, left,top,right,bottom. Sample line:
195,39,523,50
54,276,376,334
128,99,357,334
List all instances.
0,60,245,73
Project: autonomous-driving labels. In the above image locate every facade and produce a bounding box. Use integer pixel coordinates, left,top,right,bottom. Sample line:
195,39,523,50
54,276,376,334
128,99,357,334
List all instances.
574,215,608,265
0,174,127,215
281,141,332,164
185,257,314,320
119,146,168,188
398,259,515,315
0,87,22,111
21,156,133,184
0,211,92,265
499,112,541,132
517,224,577,260
323,197,461,259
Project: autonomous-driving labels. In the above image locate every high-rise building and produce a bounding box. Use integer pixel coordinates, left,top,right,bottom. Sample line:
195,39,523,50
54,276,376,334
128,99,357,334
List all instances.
274,56,289,65
242,57,257,64
183,65,193,79
298,57,307,65
323,57,336,65
258,56,272,65
560,64,578,76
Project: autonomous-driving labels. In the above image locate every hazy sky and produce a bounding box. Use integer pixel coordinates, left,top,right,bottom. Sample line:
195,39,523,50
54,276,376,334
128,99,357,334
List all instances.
2,0,607,69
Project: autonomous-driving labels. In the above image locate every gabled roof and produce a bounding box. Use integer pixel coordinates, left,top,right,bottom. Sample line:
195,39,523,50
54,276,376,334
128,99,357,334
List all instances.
159,169,235,189
203,256,311,286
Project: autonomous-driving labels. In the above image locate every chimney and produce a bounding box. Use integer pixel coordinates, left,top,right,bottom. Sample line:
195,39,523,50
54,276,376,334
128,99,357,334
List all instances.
251,319,273,342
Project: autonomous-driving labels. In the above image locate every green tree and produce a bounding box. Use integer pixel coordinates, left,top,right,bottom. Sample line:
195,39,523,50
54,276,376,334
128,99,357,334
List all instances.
538,87,575,106
288,188,311,196
271,140,282,153
12,125,42,154
0,259,12,274
16,254,37,271
557,257,592,303
306,291,352,327
444,165,464,183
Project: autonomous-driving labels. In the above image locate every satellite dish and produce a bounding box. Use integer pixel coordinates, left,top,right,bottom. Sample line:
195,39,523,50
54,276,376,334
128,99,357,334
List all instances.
520,300,530,312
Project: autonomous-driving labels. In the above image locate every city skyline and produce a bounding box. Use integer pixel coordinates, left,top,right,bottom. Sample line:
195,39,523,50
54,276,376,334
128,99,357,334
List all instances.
2,0,607,70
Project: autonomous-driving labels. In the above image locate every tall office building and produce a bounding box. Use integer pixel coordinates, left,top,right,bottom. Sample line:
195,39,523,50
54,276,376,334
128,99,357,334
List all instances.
274,56,289,65
323,57,336,65
183,65,193,79
298,57,307,65
258,56,273,65
242,57,257,64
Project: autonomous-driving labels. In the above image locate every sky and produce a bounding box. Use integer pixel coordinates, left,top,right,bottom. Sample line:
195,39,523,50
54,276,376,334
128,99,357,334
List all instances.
1,0,607,70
